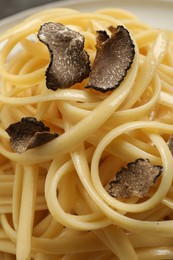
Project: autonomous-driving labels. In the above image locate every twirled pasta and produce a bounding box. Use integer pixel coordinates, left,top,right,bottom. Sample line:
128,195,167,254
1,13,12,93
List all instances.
0,7,173,260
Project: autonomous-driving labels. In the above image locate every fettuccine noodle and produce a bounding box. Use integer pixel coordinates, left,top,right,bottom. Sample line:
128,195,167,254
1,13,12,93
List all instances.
0,7,173,260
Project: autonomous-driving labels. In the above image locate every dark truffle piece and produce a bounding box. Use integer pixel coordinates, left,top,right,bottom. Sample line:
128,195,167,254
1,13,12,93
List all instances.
6,117,58,153
37,22,90,90
108,158,162,198
167,135,173,156
86,25,135,92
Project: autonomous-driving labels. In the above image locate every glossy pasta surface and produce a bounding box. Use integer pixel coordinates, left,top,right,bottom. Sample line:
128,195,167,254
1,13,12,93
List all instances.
0,7,173,260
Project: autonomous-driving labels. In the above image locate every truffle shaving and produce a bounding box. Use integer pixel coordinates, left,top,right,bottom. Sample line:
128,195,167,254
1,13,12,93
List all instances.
38,22,90,90
108,158,162,198
167,135,173,156
6,117,58,153
86,25,135,92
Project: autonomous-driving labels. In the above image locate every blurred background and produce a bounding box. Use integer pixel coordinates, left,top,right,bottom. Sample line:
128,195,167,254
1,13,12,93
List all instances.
0,0,63,19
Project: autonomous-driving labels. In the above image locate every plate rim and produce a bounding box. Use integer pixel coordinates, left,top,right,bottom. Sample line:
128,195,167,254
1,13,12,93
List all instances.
0,0,173,32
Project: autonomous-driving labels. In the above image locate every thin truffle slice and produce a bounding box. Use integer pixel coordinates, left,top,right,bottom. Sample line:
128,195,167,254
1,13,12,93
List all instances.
86,25,135,92
38,22,90,90
108,158,162,198
6,117,58,153
167,135,173,155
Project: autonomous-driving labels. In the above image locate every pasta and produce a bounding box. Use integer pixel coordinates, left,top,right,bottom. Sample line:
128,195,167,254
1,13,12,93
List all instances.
0,6,173,260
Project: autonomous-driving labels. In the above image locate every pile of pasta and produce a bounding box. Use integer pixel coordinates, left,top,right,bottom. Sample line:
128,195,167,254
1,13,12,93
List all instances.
0,7,173,260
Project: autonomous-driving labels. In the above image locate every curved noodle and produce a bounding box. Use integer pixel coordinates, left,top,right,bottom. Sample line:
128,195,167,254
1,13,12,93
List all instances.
0,6,173,260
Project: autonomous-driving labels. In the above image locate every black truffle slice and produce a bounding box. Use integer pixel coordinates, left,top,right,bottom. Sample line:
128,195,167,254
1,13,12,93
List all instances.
86,25,135,92
108,158,162,198
6,117,58,153
37,22,90,90
167,135,173,156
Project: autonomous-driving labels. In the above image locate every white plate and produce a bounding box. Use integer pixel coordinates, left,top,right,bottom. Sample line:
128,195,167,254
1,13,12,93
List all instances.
0,0,173,33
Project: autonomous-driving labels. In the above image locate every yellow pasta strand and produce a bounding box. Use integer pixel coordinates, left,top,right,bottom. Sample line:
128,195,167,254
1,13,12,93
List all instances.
1,6,173,260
